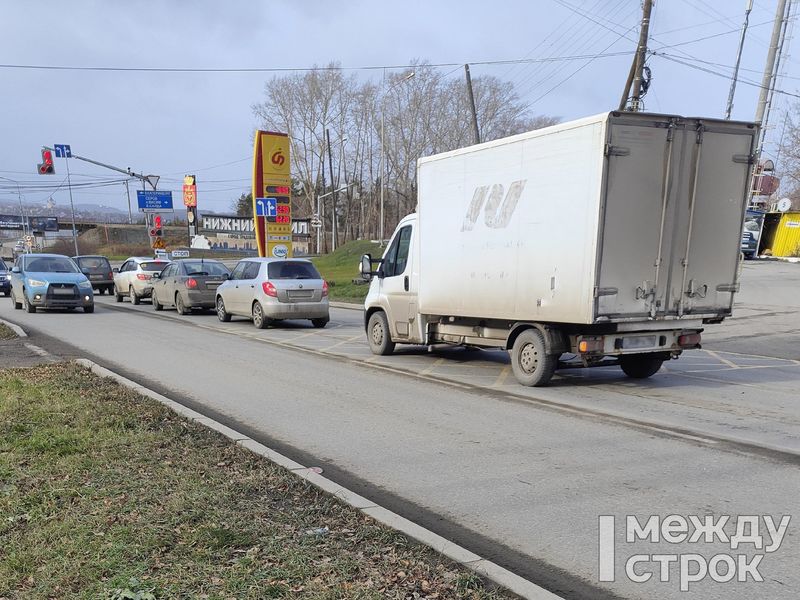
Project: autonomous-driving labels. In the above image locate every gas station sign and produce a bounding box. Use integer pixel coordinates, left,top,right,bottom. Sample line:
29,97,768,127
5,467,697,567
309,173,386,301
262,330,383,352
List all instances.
252,131,292,258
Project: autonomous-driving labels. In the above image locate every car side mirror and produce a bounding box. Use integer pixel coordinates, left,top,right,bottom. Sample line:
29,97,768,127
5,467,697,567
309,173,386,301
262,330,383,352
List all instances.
152,272,160,279
11,266,20,273
112,267,119,273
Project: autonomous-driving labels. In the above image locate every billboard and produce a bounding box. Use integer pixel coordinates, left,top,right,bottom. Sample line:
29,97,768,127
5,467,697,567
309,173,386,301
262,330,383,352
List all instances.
0,214,59,232
252,130,292,258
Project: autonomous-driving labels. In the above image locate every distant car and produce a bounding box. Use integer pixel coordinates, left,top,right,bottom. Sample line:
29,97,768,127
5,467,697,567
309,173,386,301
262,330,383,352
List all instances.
9,253,94,313
113,256,171,304
151,259,230,314
215,258,329,328
12,241,25,260
73,255,114,295
0,258,10,296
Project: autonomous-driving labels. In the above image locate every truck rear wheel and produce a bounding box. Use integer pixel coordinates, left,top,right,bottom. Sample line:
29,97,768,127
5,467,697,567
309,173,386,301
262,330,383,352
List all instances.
510,329,557,387
619,354,664,379
367,311,395,355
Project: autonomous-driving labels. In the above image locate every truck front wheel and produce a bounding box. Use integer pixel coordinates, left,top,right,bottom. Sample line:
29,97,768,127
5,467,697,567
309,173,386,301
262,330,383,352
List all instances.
510,329,557,387
619,354,664,379
367,311,395,356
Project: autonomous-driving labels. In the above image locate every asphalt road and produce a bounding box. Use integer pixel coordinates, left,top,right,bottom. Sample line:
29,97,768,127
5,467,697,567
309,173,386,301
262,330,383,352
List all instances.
1,259,798,600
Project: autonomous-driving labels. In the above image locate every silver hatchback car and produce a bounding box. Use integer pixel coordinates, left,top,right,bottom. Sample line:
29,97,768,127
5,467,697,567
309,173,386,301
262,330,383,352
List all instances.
215,258,329,328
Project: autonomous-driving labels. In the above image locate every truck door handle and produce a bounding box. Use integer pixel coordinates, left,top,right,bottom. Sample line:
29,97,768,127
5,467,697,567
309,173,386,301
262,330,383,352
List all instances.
404,276,409,291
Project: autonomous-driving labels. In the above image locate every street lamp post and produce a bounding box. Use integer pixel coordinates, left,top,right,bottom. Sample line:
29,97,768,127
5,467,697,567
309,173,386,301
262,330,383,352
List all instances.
380,71,415,246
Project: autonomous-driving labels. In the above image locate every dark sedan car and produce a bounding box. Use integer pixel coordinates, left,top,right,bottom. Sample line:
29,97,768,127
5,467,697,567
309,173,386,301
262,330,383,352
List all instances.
0,258,10,296
73,255,114,294
151,259,230,315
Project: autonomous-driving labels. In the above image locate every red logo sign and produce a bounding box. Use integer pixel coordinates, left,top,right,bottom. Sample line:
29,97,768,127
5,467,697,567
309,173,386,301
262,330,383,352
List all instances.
271,150,285,166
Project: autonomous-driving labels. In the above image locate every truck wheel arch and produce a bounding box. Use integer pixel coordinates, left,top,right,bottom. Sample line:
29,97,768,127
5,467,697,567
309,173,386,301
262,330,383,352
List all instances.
506,323,569,356
364,306,385,332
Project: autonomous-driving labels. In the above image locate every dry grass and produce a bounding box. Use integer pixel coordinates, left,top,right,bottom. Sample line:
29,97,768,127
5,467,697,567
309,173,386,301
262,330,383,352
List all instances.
0,363,507,600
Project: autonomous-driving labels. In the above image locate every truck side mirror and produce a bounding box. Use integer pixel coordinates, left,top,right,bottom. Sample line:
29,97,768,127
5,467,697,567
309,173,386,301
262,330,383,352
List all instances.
360,254,374,281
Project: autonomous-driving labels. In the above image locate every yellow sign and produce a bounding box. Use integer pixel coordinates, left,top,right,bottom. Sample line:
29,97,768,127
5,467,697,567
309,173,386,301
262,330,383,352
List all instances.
183,175,197,207
152,237,166,250
252,131,292,257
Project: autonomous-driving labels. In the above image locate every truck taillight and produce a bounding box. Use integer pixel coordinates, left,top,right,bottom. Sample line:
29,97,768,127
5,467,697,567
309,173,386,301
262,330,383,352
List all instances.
322,280,329,297
678,333,701,348
186,278,198,289
578,337,604,353
262,281,277,297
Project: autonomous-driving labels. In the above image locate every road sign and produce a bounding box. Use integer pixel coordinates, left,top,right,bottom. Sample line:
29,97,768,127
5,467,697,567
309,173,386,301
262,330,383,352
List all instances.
137,190,173,212
152,237,166,250
255,197,277,217
54,144,72,158
183,175,197,207
171,249,190,258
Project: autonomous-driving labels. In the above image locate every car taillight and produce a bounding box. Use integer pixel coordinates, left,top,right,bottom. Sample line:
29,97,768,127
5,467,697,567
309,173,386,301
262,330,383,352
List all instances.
262,281,277,297
136,273,149,280
185,278,198,289
678,333,701,348
108,272,113,279
322,280,329,298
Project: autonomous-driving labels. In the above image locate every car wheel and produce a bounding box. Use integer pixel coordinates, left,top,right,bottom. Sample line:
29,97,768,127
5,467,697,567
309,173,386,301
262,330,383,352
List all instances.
252,301,271,329
129,287,140,305
114,285,124,303
11,290,21,310
619,354,664,379
23,293,36,314
216,297,231,322
367,311,395,355
510,328,557,387
152,292,163,311
311,317,329,328
175,293,189,315
83,305,94,314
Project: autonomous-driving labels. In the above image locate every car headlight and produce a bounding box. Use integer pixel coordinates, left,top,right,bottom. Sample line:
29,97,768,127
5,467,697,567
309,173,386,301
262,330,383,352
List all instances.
78,280,93,289
27,278,46,287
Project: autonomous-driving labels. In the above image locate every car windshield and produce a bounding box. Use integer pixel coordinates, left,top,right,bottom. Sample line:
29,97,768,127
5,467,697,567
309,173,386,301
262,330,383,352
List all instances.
140,261,169,272
0,259,7,270
25,256,80,273
267,261,321,280
77,257,110,269
183,261,230,277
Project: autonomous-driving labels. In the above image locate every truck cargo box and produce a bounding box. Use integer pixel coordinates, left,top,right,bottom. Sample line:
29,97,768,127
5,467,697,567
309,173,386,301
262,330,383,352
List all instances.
416,112,758,325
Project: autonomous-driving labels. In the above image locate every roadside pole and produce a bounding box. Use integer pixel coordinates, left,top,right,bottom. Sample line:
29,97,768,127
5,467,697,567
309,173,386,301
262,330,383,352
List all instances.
124,179,133,224
64,156,79,256
464,64,480,144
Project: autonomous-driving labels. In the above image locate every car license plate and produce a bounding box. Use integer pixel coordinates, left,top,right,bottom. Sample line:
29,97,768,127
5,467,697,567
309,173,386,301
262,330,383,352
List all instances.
52,288,74,296
622,335,657,350
90,275,103,279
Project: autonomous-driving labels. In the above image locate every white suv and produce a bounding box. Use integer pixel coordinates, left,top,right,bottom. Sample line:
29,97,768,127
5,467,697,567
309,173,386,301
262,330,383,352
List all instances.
113,257,171,304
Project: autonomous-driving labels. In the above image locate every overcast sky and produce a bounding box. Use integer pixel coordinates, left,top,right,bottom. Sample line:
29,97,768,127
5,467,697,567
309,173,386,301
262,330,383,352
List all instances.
1,0,797,214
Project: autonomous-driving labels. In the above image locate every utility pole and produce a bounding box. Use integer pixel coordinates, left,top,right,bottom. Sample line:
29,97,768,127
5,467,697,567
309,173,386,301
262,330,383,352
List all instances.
64,156,79,256
464,64,481,144
124,179,133,224
725,0,754,119
619,0,653,111
326,128,338,251
755,0,790,126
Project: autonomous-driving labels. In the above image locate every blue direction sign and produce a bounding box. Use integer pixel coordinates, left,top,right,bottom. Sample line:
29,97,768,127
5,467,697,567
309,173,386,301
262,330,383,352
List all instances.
255,197,277,217
53,144,72,158
136,190,173,212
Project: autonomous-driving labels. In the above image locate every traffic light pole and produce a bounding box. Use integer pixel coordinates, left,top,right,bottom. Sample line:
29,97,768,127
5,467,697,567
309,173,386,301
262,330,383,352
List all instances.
64,157,79,256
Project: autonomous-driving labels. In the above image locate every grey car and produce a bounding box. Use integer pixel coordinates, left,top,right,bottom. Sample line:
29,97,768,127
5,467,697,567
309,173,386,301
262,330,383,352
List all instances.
215,258,329,328
151,259,230,314
113,257,171,304
73,255,114,295
0,258,10,296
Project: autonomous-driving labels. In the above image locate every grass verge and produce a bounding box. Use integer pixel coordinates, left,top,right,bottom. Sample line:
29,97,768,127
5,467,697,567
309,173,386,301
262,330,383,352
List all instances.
312,240,381,303
0,363,507,599
0,323,16,340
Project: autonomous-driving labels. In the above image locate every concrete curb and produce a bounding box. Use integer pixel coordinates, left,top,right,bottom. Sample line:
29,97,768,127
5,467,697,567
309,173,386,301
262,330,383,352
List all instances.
74,357,564,600
330,301,363,311
0,318,28,338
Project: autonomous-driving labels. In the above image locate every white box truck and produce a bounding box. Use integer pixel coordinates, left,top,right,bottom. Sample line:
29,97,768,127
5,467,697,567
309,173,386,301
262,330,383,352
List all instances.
360,112,758,386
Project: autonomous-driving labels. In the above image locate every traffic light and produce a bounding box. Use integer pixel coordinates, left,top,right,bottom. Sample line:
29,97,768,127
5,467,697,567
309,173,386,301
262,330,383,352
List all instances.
153,215,163,237
37,149,55,175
